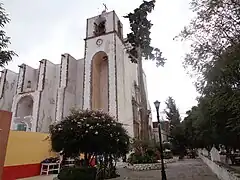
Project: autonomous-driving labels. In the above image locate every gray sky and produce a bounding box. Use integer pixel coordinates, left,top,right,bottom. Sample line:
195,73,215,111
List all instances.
3,0,199,121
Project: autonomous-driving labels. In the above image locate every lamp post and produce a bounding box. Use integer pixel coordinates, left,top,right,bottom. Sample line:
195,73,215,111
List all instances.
154,100,167,180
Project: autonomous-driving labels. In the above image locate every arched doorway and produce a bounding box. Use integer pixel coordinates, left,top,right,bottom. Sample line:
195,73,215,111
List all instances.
16,96,34,118
14,95,34,131
91,51,109,111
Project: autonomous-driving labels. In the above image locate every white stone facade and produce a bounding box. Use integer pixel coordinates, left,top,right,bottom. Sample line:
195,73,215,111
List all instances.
0,11,151,138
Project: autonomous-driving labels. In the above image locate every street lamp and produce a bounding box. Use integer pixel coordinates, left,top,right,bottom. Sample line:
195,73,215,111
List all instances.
154,100,167,180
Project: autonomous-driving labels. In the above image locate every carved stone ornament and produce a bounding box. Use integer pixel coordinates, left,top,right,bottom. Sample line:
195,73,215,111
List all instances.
96,39,103,46
93,15,106,36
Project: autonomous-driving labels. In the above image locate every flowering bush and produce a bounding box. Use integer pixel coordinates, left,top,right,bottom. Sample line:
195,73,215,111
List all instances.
49,109,130,179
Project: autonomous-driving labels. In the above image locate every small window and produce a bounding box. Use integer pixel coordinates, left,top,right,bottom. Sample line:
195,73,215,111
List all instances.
27,80,31,88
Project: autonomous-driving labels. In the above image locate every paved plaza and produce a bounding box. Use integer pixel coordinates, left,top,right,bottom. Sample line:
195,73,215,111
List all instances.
19,158,219,180
114,159,219,180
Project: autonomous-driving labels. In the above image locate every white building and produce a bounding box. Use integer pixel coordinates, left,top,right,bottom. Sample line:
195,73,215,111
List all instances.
0,11,151,138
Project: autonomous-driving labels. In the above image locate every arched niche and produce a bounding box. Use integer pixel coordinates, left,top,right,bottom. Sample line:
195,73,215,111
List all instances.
16,95,34,118
91,51,109,111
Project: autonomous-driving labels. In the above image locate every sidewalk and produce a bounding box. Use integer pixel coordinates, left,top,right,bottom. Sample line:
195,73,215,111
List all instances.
114,158,219,180
18,158,219,180
17,175,57,180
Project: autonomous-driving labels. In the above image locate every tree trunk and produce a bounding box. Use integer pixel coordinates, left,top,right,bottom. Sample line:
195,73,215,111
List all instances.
137,47,149,141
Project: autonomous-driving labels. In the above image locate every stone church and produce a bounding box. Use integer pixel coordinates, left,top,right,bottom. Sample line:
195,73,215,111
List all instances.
0,11,152,139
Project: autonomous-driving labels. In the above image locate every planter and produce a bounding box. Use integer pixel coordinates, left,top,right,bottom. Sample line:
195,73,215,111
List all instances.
126,157,177,171
126,163,162,171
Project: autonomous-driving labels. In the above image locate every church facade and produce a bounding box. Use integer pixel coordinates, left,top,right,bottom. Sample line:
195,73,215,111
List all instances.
0,11,152,139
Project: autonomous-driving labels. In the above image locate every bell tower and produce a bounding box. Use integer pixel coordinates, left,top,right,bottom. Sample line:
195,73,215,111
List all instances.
83,10,124,118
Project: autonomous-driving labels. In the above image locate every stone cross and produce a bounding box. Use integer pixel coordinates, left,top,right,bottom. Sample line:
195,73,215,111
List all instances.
102,3,108,13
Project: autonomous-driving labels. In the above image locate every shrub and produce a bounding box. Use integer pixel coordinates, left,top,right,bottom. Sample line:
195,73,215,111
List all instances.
127,152,157,164
50,109,130,159
58,167,96,180
163,150,173,159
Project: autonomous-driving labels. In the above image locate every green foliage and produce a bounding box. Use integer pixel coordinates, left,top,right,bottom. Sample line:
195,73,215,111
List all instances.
165,97,181,126
124,0,166,141
128,139,158,164
164,97,184,154
127,152,157,164
50,109,129,179
50,109,130,158
0,3,17,67
124,0,165,66
174,0,240,152
175,0,240,92
58,167,96,180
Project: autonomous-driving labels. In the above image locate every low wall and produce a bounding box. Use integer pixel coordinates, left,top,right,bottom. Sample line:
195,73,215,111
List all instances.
199,154,240,180
126,158,177,171
2,131,56,180
0,110,12,180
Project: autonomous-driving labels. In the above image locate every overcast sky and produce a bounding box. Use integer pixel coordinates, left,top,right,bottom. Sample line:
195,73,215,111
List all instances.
2,0,199,121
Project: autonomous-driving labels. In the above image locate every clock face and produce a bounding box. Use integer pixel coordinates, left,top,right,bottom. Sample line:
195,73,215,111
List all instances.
96,39,103,46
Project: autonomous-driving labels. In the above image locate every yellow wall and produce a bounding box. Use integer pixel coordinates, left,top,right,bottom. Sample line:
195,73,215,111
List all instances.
4,131,56,166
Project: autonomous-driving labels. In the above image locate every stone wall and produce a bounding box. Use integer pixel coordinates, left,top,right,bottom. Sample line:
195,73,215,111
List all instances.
86,11,115,39
63,54,78,118
122,50,138,138
38,60,59,132
0,70,18,111
83,33,117,116
115,33,125,121
22,65,38,91
75,59,84,109
198,149,240,180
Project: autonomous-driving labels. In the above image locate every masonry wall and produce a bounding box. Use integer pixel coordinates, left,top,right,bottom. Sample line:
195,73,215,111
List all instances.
115,35,134,137
38,60,60,132
122,48,138,138
115,34,125,122
0,70,18,111
22,65,38,91
83,33,117,117
86,11,115,39
75,59,84,109
63,54,78,118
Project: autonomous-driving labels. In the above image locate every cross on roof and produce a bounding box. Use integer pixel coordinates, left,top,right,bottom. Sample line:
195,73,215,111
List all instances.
102,3,108,12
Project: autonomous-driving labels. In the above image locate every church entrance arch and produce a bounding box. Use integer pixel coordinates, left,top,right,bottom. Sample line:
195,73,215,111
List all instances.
14,95,34,131
16,95,34,118
91,51,109,111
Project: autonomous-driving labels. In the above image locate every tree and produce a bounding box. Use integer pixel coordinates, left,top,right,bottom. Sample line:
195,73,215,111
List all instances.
175,0,240,92
165,96,181,127
0,3,16,67
49,109,130,179
124,0,166,140
173,0,240,153
164,97,183,154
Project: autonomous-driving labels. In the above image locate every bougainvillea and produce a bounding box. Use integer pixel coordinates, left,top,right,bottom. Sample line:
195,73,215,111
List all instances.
49,109,130,158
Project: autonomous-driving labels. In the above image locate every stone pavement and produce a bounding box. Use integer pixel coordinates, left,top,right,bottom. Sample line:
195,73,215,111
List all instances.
114,158,219,180
19,158,219,180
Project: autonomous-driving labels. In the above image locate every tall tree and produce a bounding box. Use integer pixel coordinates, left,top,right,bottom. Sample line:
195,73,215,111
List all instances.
0,3,16,67
124,0,166,140
174,0,240,152
165,96,181,127
164,97,184,154
175,0,240,92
